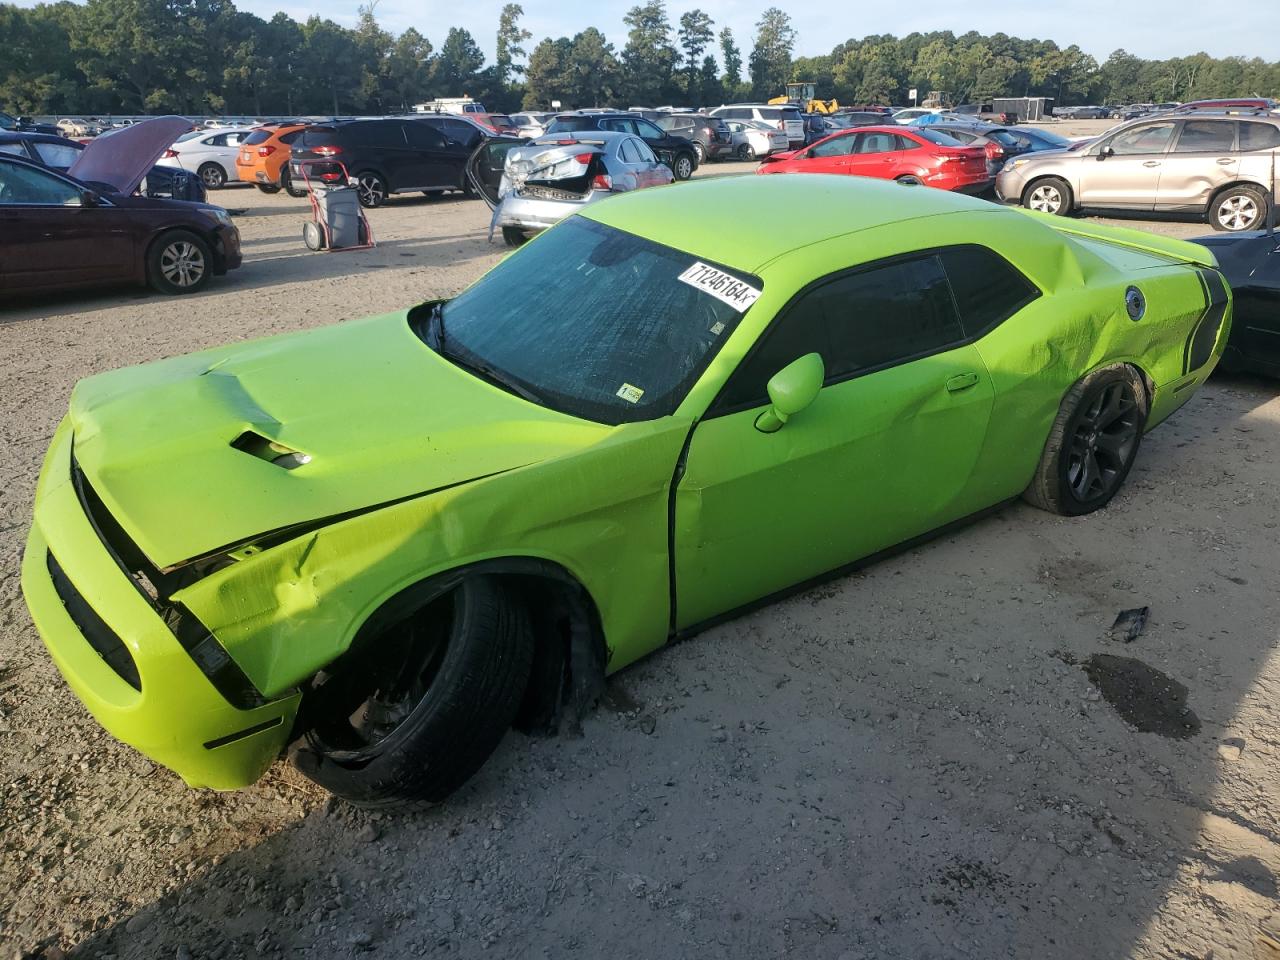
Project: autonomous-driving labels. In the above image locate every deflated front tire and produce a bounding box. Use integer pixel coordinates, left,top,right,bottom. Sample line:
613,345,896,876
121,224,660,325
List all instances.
291,576,533,809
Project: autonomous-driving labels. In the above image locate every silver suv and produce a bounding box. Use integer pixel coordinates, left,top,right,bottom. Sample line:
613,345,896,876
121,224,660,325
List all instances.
995,114,1280,231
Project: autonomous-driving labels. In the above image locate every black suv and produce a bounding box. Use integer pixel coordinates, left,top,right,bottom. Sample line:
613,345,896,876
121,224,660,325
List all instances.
653,113,733,163
288,118,480,208
0,110,59,136
544,113,699,180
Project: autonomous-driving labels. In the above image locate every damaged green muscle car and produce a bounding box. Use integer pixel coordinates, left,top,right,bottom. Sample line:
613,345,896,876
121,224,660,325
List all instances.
22,175,1231,807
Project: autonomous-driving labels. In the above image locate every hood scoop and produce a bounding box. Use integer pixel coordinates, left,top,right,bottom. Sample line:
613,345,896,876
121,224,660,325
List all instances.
231,431,312,470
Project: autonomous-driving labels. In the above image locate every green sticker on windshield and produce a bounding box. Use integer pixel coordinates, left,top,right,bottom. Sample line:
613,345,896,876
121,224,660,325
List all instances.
616,383,645,404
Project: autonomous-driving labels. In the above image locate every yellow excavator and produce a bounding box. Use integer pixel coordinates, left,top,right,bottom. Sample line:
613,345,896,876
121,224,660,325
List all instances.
769,82,839,115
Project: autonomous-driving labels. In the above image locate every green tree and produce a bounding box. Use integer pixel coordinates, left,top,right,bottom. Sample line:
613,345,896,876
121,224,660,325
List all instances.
677,9,713,102
620,1,677,105
495,3,531,87
523,36,571,108
698,53,722,106
748,7,795,100
719,26,742,94
564,27,620,107
434,26,485,95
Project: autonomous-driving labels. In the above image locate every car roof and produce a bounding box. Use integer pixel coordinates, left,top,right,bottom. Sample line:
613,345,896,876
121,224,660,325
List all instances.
581,173,1006,273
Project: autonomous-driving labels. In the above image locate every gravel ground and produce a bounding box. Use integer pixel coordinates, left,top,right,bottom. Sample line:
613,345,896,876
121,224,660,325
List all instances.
3,127,1280,960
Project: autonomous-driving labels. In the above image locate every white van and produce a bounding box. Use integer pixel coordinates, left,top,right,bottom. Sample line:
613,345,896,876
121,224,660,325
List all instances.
710,104,805,147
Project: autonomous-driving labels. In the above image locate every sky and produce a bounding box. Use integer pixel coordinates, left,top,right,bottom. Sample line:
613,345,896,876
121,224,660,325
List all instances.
12,0,1278,63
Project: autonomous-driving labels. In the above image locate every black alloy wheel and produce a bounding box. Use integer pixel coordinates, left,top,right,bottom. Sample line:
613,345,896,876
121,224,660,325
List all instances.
1064,379,1141,505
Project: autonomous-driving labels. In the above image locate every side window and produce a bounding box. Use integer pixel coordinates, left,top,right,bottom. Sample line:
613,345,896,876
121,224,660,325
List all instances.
0,143,26,157
204,134,227,147
33,142,81,167
600,118,627,134
1240,122,1280,151
937,246,1040,338
809,133,855,158
636,119,664,139
619,138,641,163
894,134,918,151
758,109,780,123
1108,122,1176,156
633,138,657,163
0,161,83,205
444,119,481,147
1174,121,1236,152
404,122,446,150
714,255,964,412
857,132,900,154
279,129,303,145
347,122,404,148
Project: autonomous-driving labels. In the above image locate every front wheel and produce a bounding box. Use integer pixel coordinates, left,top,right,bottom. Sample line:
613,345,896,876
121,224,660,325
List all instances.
502,226,529,248
197,162,226,189
1022,177,1072,216
1210,185,1268,232
292,577,534,809
672,153,695,181
147,230,212,295
1023,365,1148,516
355,171,387,208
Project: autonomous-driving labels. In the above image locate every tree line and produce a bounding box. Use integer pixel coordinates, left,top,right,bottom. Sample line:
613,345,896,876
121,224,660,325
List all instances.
1,0,1277,117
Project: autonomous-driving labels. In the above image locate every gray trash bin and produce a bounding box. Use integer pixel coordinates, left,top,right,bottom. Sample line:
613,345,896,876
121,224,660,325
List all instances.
315,182,361,248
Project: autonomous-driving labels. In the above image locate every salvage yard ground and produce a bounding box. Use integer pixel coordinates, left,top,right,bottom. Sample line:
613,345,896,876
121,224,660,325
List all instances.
3,121,1280,960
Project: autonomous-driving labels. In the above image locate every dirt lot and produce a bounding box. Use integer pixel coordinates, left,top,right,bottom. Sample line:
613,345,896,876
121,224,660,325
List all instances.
4,124,1280,960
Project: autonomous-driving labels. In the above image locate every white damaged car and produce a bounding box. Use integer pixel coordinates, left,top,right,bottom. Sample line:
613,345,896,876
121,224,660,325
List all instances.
467,131,674,247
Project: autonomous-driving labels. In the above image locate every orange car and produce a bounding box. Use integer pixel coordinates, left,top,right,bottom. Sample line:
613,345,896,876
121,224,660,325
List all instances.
236,122,308,196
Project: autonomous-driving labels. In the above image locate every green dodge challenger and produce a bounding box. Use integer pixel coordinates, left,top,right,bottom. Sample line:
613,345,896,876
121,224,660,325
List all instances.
22,175,1231,807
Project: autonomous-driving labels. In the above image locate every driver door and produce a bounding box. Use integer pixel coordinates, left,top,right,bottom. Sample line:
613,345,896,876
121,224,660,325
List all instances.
0,160,130,290
1078,121,1176,210
673,253,994,629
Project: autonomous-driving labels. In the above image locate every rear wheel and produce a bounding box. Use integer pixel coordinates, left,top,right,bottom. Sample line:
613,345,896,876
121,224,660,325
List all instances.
502,226,529,248
1024,365,1147,516
693,141,706,164
1023,176,1072,216
737,143,757,161
282,166,308,198
147,230,212,295
292,577,534,808
356,171,387,208
1210,185,1267,232
197,162,226,189
255,183,281,194
895,174,923,186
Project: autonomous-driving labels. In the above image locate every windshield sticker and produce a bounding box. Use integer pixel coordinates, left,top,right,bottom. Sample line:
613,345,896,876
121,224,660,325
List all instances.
616,383,645,404
678,262,762,312
710,321,725,336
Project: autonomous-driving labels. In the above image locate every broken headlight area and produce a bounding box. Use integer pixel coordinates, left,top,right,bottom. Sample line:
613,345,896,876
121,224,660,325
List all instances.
70,451,279,710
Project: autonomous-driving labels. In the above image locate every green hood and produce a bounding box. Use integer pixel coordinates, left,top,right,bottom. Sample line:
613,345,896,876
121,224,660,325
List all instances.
70,312,608,569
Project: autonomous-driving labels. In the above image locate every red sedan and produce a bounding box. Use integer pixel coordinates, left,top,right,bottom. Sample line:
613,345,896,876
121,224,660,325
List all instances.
757,125,992,193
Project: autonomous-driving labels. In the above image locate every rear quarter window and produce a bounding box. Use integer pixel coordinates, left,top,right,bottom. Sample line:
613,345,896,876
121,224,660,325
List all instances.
939,246,1040,338
279,129,303,145
1239,122,1280,151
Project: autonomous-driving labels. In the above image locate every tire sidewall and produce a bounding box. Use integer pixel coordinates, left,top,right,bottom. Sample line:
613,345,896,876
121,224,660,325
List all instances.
1024,177,1071,216
357,171,387,208
198,162,225,189
673,154,694,180
1211,186,1266,232
147,229,213,295
1053,367,1147,516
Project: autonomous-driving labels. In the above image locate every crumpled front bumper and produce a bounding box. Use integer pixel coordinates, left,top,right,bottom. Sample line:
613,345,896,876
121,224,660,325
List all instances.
20,418,299,790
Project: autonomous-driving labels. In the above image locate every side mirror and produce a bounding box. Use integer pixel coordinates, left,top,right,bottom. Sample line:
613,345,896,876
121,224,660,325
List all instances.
755,353,825,433
1096,146,1114,161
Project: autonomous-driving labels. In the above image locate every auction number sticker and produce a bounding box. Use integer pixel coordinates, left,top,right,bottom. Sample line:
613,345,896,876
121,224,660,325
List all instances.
677,262,762,312
616,383,645,404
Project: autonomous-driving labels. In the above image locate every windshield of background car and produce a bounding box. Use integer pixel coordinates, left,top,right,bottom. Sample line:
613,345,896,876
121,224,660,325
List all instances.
432,217,761,425
1027,129,1072,148
908,128,965,147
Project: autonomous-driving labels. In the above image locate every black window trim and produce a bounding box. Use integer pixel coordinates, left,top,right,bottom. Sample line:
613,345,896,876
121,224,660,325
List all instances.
704,243,1042,419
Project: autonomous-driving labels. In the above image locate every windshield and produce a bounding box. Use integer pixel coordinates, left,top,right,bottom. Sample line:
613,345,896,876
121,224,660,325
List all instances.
0,113,14,130
426,217,760,424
